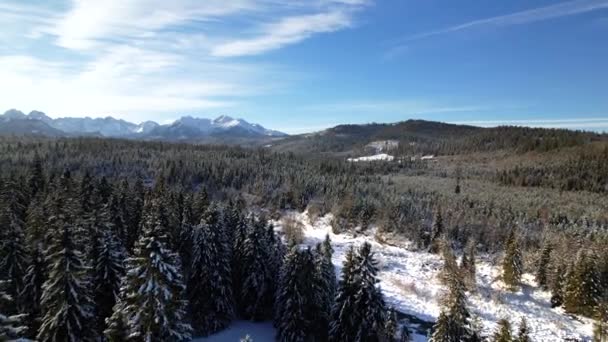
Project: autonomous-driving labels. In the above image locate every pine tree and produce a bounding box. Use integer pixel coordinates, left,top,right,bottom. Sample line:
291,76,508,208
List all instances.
275,246,318,342
516,317,531,342
383,307,397,342
564,251,601,316
493,318,513,342
20,244,45,338
353,242,387,342
188,204,234,336
550,264,565,308
535,243,552,290
0,205,29,313
312,235,336,339
119,197,192,341
429,311,451,342
103,297,129,342
329,246,358,342
461,239,477,290
238,217,274,320
502,230,522,290
0,279,27,340
92,225,126,336
429,209,444,253
594,302,608,342
27,153,45,197
37,212,96,341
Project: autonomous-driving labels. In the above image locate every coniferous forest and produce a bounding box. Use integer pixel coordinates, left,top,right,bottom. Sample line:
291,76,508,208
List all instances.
0,135,607,341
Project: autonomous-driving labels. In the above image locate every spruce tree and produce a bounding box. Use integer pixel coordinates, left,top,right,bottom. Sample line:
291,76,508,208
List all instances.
312,235,336,339
429,209,444,253
103,297,129,342
461,239,477,290
119,197,192,341
188,204,234,336
27,153,45,197
21,244,45,338
550,263,565,308
92,225,126,336
535,243,552,291
492,318,513,342
329,246,358,342
429,310,451,342
594,302,608,342
564,251,601,317
502,230,522,290
516,317,531,342
0,205,29,312
384,307,397,342
353,242,387,342
275,247,318,341
0,279,26,340
37,211,96,341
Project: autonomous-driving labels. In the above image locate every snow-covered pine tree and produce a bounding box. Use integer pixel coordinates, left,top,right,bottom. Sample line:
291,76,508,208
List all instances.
177,195,195,278
92,220,126,336
232,214,248,313
516,317,531,342
353,242,387,342
37,200,97,342
429,311,450,342
103,295,129,342
119,197,192,341
312,235,336,340
383,307,397,342
0,205,29,313
21,243,45,338
329,246,358,342
27,153,45,197
461,239,477,290
429,209,444,253
188,204,234,336
564,251,601,317
275,246,318,341
594,302,608,342
239,216,275,320
550,262,566,308
535,243,552,291
502,229,522,290
0,279,26,340
493,318,513,342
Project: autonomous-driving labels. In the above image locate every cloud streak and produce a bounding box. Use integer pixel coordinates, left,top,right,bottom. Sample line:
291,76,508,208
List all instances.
401,0,608,42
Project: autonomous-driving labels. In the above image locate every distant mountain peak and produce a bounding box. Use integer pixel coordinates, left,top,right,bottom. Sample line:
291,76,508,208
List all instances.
0,109,287,141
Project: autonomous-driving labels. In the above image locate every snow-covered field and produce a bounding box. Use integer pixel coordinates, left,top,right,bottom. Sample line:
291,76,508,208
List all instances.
194,321,275,341
274,211,595,342
347,153,394,162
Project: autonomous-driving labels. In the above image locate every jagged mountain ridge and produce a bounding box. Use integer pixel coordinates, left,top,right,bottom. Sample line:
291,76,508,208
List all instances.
0,109,287,140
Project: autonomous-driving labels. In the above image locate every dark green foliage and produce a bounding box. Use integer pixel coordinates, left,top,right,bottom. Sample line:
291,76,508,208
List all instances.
275,247,318,341
429,210,444,253
329,247,358,342
187,204,234,336
535,243,552,290
564,251,601,317
502,230,522,290
0,280,26,340
493,318,513,342
118,197,192,341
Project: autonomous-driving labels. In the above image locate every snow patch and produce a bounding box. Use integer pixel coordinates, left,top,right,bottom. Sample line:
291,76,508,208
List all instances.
347,153,395,162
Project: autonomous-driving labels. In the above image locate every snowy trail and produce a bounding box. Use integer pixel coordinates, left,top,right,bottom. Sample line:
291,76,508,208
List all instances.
274,211,595,342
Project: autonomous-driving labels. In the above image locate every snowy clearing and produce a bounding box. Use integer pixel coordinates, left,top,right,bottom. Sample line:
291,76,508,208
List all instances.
347,153,395,162
274,211,595,341
194,321,275,341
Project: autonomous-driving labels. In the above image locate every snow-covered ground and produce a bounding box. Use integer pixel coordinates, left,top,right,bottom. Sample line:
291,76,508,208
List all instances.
194,321,275,341
347,153,394,162
274,211,595,341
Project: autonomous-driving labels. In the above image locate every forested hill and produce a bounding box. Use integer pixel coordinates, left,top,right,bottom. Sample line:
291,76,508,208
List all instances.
271,119,605,155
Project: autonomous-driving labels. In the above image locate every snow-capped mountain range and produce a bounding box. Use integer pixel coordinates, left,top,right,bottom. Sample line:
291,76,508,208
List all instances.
0,109,287,140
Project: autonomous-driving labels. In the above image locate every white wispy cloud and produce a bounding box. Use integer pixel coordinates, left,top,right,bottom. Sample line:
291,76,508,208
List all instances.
396,0,608,43
0,0,368,121
211,10,355,57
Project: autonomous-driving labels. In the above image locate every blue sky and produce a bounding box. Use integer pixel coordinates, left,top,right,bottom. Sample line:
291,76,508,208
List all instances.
1,0,607,133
